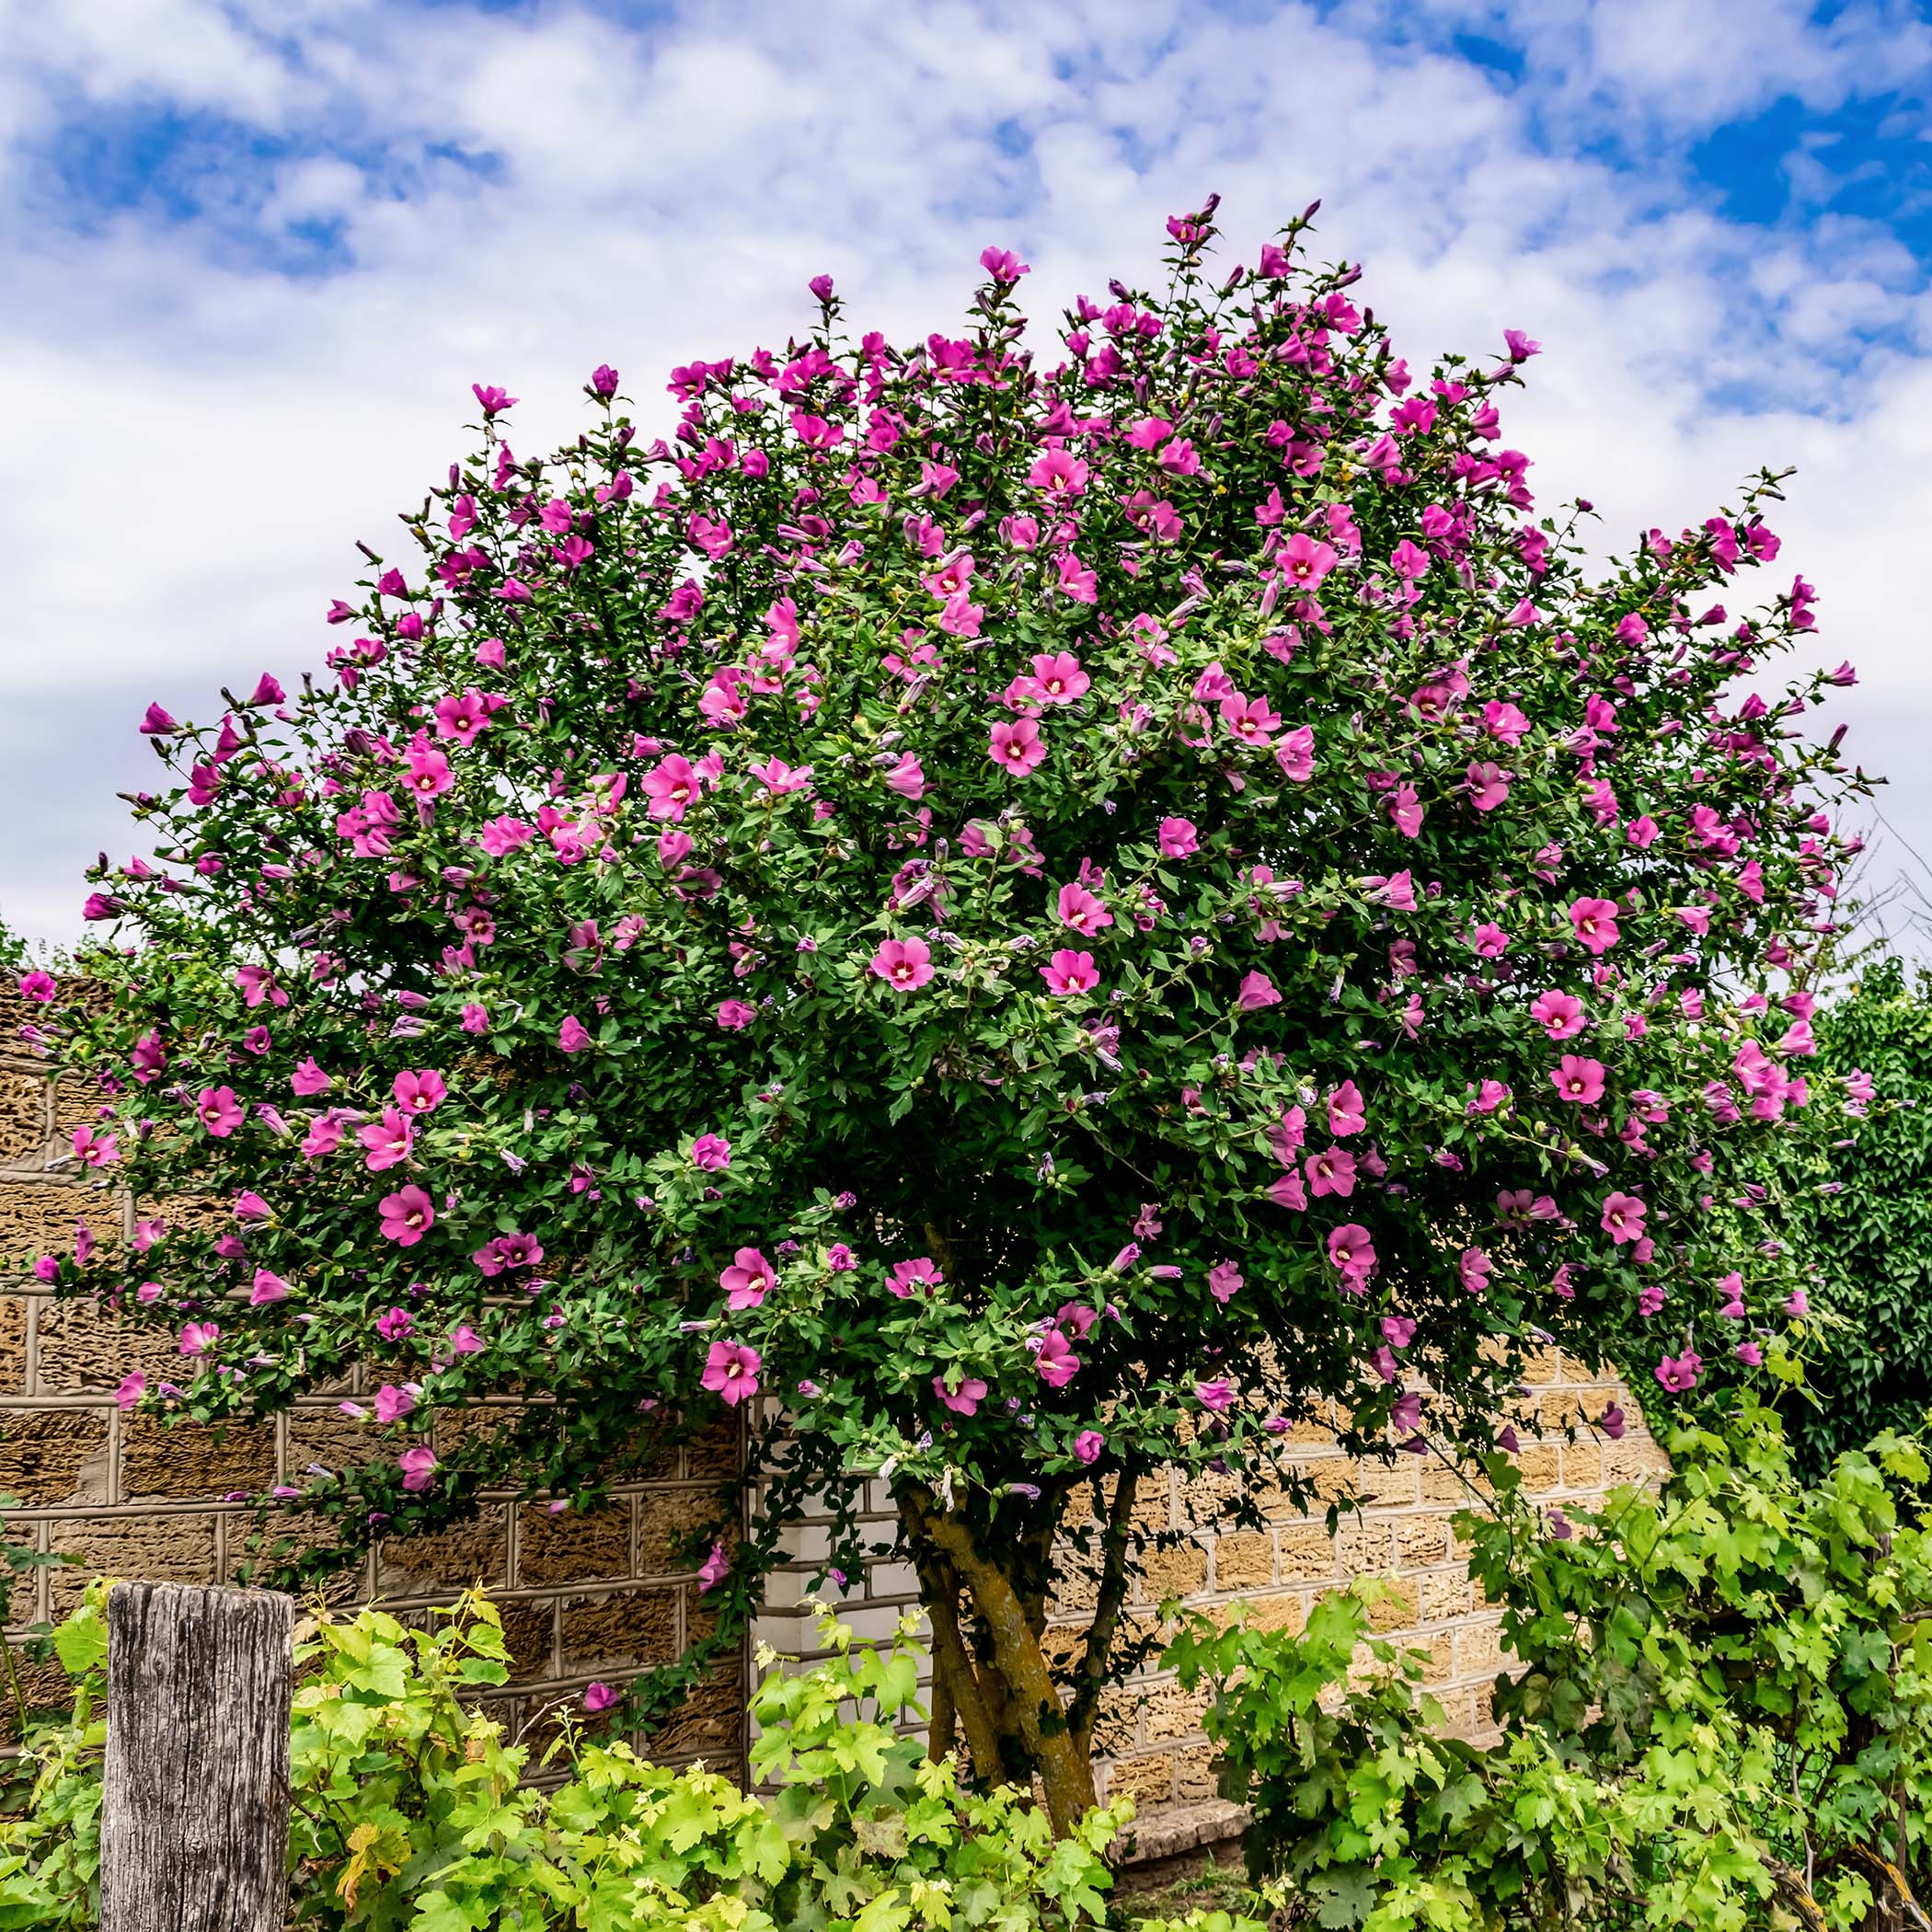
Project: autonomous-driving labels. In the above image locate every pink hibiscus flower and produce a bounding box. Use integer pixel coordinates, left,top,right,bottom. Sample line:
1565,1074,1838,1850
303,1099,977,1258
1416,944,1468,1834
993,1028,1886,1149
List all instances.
1041,949,1101,995
989,717,1046,776
1568,896,1621,954
720,1248,776,1309
378,1185,436,1246
701,1339,762,1406
1550,1055,1606,1105
870,937,936,991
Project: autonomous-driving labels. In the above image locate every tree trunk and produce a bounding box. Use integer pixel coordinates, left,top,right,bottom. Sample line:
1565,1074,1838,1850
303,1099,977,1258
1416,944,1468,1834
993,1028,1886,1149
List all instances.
912,1541,1006,1785
101,1581,295,1932
911,1501,1099,1836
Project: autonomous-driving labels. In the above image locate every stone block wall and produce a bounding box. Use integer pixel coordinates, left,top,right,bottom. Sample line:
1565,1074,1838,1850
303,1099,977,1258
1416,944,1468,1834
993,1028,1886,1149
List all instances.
752,1358,1658,1819
0,1040,743,1769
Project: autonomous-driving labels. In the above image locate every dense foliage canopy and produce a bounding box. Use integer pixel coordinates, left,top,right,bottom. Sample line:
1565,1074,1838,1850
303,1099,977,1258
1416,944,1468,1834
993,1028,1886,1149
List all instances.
23,201,1863,1823
1769,954,1932,1476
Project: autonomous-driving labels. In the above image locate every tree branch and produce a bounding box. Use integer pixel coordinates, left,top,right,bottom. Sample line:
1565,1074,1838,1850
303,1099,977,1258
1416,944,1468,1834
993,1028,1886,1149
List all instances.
1070,1459,1142,1756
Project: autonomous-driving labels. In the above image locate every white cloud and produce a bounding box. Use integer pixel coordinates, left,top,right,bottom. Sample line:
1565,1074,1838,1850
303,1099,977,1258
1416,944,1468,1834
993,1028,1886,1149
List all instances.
0,0,1928,949
0,0,300,121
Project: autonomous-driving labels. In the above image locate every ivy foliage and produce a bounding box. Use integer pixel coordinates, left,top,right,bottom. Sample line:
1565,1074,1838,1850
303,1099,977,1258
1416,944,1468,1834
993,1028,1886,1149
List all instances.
0,1592,1248,1932
1168,1397,1932,1931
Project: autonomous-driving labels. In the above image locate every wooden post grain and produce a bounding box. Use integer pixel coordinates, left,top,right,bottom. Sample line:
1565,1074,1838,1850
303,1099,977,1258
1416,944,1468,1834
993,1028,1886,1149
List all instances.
101,1581,295,1932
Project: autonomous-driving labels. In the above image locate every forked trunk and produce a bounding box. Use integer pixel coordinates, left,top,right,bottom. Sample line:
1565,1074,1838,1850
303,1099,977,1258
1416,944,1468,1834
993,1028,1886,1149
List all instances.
901,1489,1100,1836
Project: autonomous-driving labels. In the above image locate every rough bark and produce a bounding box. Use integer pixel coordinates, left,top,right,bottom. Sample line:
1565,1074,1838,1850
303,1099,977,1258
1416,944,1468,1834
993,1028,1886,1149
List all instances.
909,1535,1005,1785
101,1581,295,1932
1069,1462,1141,1757
914,1501,1099,1835
1765,1857,1830,1932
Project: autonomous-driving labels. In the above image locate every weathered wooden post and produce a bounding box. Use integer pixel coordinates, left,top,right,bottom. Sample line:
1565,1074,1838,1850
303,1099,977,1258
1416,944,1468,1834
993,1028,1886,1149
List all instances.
101,1581,295,1932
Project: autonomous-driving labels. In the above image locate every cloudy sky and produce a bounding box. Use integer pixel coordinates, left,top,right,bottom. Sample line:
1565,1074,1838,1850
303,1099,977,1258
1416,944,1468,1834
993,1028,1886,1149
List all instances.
2,0,1928,951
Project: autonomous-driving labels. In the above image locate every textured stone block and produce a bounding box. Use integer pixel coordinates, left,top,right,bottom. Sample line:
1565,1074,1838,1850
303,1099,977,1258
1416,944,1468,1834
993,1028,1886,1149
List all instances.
1143,1679,1213,1743
1105,1752,1174,1807
499,1600,556,1683
559,1587,679,1673
1419,1571,1475,1623
684,1420,740,1478
48,1513,218,1612
1137,1541,1208,1602
133,1193,229,1238
1271,1409,1339,1446
1051,1564,1100,1618
1395,1513,1451,1567
52,1077,106,1141
1537,1390,1585,1432
433,1399,525,1452
121,1417,276,1501
1212,1532,1274,1592
1177,1468,1242,1524
0,1293,26,1394
1277,1523,1339,1583
1086,1682,1139,1757
238,1507,365,1603
1240,1589,1305,1637
642,1662,742,1761
1604,1437,1669,1483
0,1409,109,1504
1420,1461,1491,1505
1453,1616,1507,1679
35,1297,175,1394
1469,1678,1498,1732
1335,1523,1391,1573
684,1586,724,1647
1354,1457,1419,1510
0,1072,47,1166
1302,1460,1356,1506
1519,1346,1563,1384
285,1411,379,1481
637,1487,719,1574
1253,1475,1314,1523
1170,1742,1220,1804
1363,1574,1420,1631
518,1501,632,1587
0,1181,117,1266
377,1505,511,1594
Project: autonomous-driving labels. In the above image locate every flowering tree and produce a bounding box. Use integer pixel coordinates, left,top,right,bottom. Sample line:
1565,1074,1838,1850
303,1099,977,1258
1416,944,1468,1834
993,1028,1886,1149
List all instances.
30,201,1864,1832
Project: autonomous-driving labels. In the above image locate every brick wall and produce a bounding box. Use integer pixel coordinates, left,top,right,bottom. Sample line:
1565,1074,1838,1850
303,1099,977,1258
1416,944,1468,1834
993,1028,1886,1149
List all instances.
0,1035,743,1769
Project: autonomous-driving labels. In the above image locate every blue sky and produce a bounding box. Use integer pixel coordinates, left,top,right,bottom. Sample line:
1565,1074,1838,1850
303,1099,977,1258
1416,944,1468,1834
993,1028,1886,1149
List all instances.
3,0,1930,945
